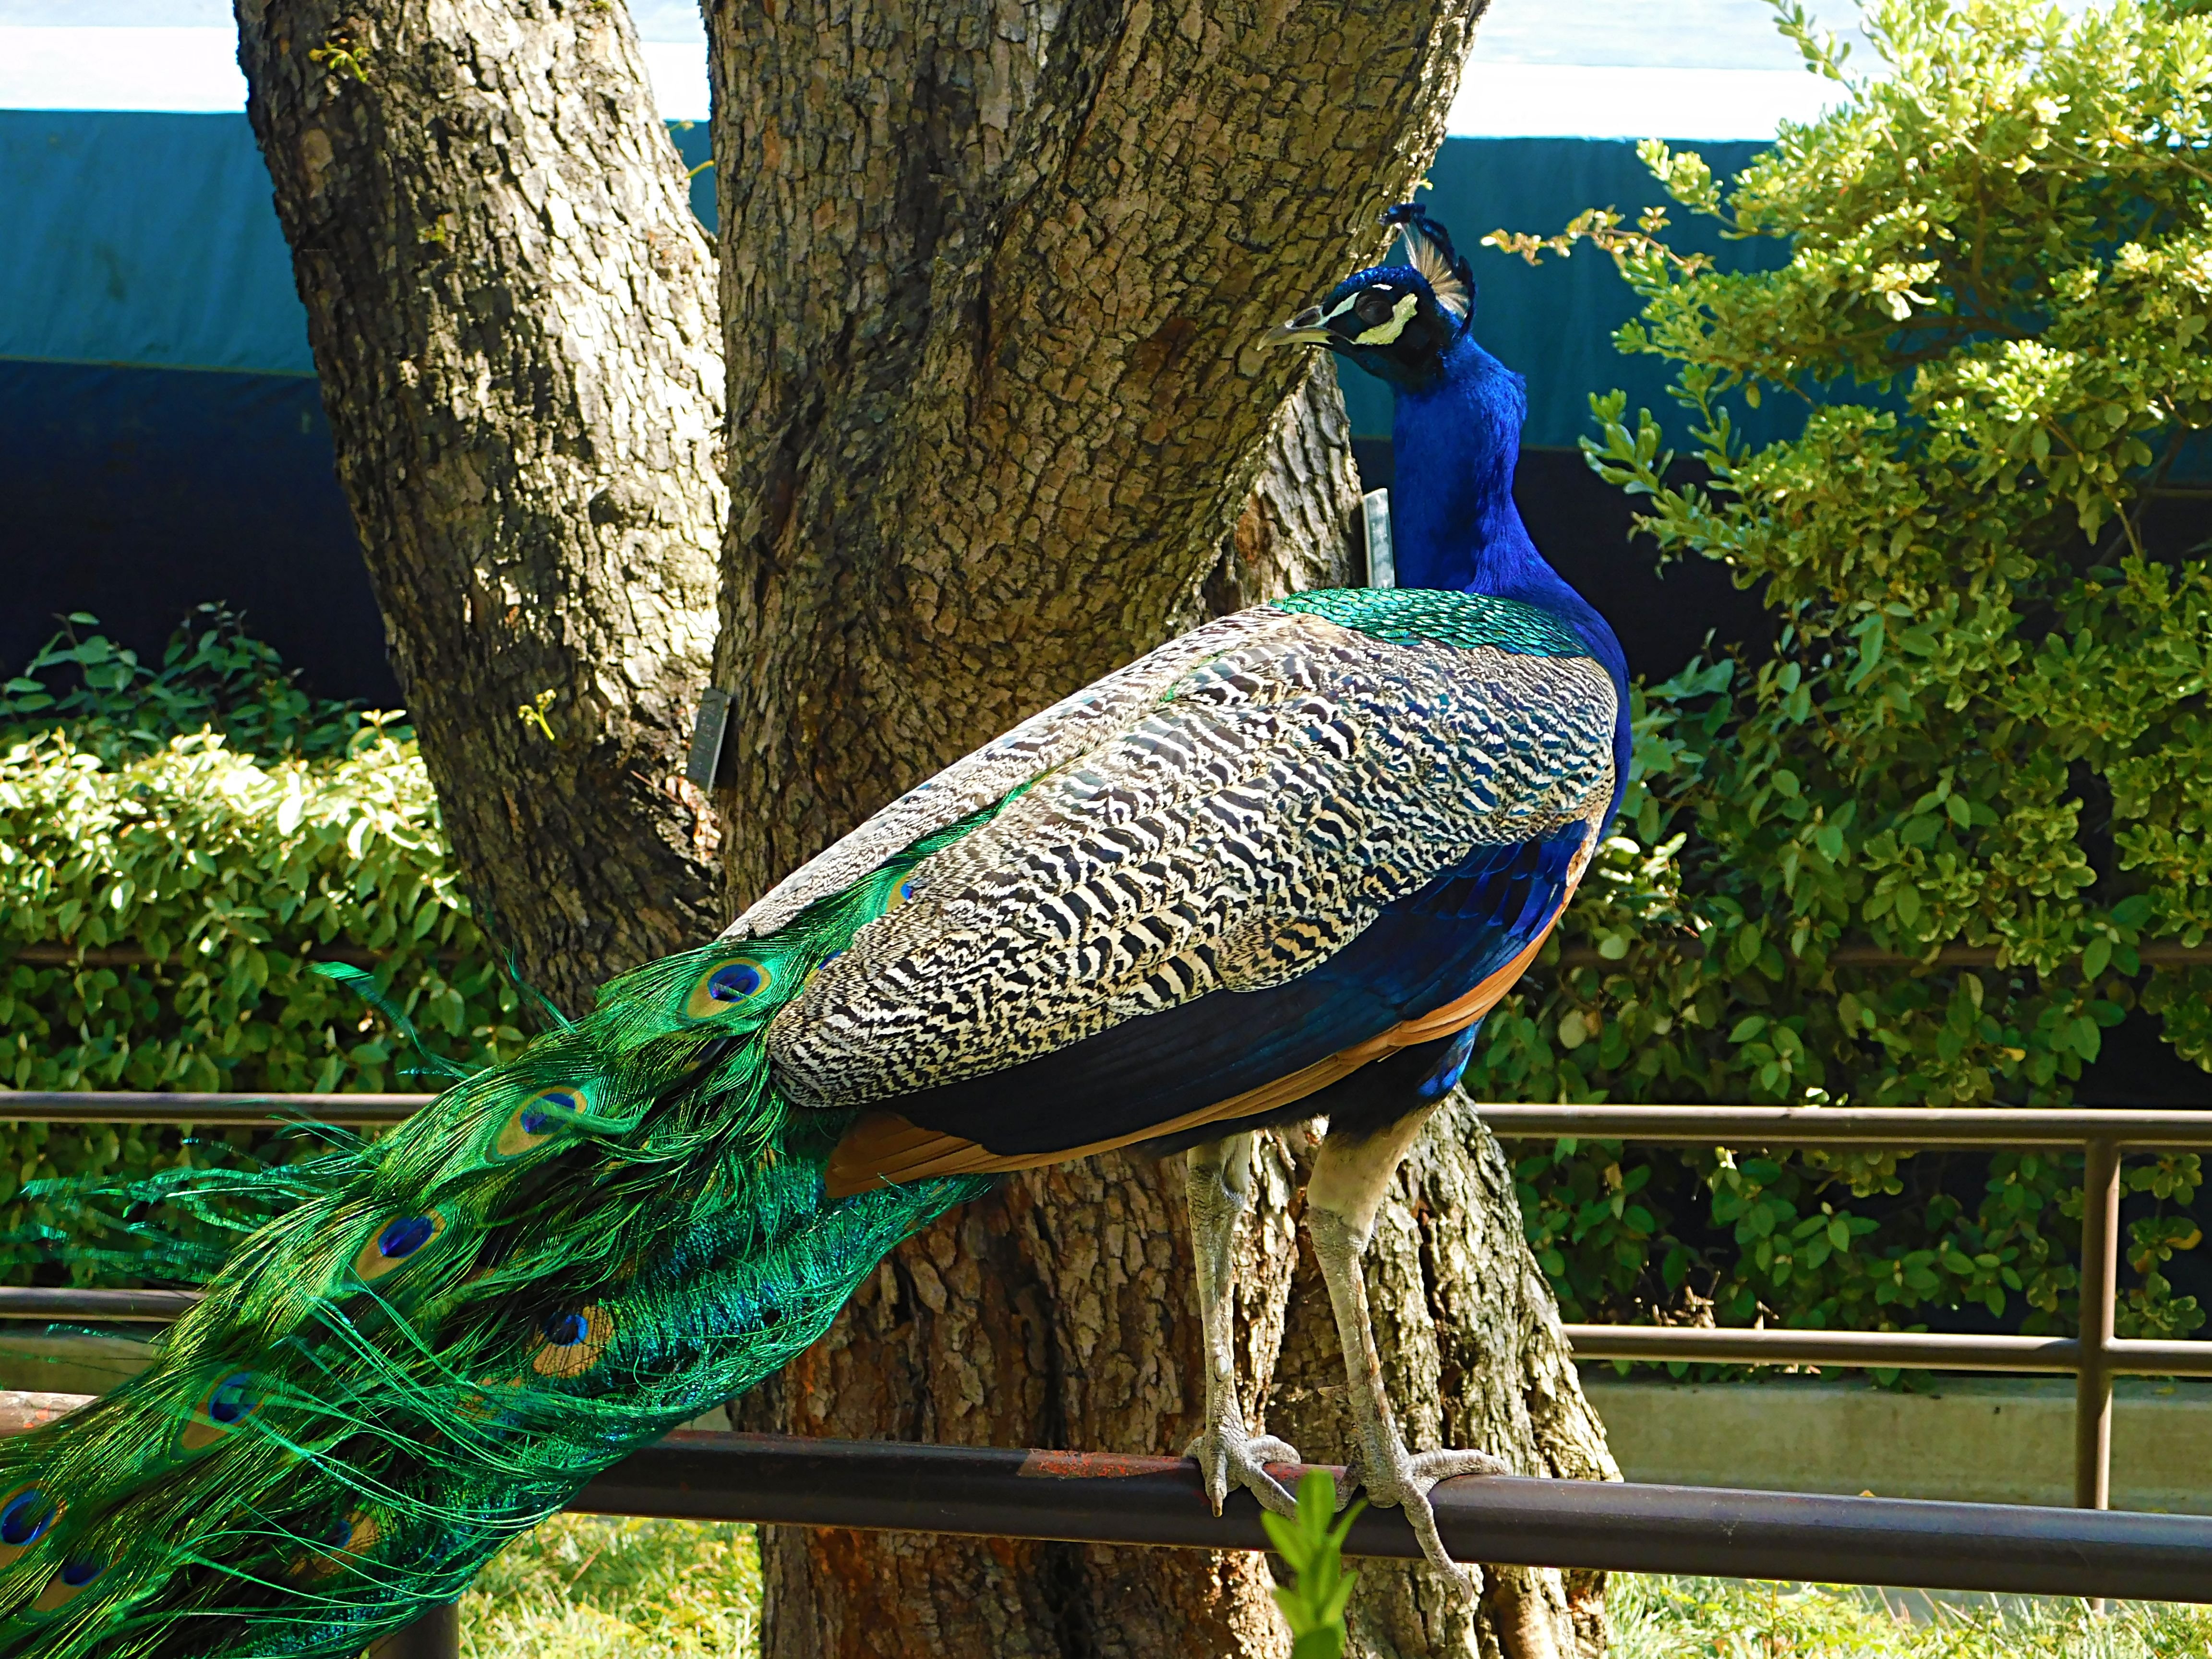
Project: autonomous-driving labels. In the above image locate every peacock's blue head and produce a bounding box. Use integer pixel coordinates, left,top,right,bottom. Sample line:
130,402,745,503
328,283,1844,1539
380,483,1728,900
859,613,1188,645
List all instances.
1264,203,1476,393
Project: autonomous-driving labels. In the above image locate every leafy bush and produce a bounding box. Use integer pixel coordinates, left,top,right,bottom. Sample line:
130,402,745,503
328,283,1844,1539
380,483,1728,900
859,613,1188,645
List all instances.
0,611,518,1283
1477,0,2212,1349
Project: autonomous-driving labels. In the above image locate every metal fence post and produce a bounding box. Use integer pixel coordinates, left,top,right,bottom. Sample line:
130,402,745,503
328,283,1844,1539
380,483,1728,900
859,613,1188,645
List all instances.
2075,1137,2121,1515
364,1602,459,1659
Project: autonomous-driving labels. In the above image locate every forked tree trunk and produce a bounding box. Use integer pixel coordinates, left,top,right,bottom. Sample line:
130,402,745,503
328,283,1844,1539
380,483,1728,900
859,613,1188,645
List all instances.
706,2,1616,1648
704,0,1488,904
235,0,726,1008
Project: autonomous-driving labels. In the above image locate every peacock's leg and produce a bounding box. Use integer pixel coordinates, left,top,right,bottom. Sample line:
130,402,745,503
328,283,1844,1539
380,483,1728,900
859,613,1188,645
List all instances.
1182,1132,1301,1515
1306,1106,1509,1594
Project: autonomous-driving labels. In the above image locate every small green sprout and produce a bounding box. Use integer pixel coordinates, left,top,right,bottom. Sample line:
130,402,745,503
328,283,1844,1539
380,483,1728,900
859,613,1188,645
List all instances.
1263,1469,1362,1659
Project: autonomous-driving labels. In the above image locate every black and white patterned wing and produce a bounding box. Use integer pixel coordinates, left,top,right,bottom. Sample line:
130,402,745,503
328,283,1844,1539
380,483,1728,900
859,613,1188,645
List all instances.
723,609,1300,942
765,607,1616,1114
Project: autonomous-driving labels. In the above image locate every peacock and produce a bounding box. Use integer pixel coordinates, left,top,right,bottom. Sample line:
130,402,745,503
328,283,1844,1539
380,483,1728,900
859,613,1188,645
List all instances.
0,203,1626,1653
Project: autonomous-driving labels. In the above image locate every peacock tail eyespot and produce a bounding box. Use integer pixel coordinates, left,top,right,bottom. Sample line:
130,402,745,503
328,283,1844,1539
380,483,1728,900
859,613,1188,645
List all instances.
492,1086,585,1159
379,1217,435,1258
803,949,845,989
180,1370,262,1451
682,956,773,1020
293,1510,378,1580
352,1208,450,1284
529,1303,614,1378
543,1311,587,1346
0,1487,62,1565
31,1553,104,1612
455,1375,523,1423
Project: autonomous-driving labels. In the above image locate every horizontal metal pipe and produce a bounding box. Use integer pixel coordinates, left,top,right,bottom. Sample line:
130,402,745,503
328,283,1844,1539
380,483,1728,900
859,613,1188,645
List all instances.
13,1291,2207,1381
1475,1103,2212,1149
8,1095,2212,1149
1566,1326,2212,1378
7,946,465,970
582,1431,2212,1604
1551,941,2212,971
1567,1325,2087,1372
0,1288,202,1323
1,1401,2203,1603
0,1093,430,1127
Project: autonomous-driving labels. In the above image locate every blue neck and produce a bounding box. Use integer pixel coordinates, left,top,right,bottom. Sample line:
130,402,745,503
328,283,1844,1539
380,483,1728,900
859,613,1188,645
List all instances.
1388,333,1631,817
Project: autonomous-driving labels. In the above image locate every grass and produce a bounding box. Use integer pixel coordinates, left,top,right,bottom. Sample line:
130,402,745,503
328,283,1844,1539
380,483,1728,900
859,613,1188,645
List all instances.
452,1529,2212,1659
1611,1576,2212,1659
459,1516,762,1658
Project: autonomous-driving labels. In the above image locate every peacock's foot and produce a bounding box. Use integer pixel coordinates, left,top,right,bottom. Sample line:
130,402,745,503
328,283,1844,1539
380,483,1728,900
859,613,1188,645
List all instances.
1184,1415,1302,1517
1341,1440,1512,1595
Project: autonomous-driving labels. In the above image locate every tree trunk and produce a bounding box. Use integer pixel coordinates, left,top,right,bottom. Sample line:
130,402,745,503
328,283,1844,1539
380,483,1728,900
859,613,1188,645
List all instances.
706,0,1483,905
735,367,1363,1658
235,0,726,1008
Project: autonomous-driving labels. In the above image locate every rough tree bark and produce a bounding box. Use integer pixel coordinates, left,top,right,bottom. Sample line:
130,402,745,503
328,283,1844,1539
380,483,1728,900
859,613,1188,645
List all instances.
706,0,1487,903
737,368,1365,1659
236,0,726,1007
707,2,1618,1652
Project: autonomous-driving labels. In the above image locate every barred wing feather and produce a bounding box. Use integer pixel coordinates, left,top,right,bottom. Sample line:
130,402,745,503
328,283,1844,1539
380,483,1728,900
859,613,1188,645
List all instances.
763,604,1617,1186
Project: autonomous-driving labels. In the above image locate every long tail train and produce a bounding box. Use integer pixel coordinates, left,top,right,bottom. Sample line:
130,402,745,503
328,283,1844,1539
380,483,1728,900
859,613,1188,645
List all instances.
0,827,987,1658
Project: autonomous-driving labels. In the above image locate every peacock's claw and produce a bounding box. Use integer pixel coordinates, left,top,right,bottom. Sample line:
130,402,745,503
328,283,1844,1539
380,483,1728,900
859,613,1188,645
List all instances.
1409,1446,1512,1484
1344,1441,1512,1597
1184,1419,1302,1517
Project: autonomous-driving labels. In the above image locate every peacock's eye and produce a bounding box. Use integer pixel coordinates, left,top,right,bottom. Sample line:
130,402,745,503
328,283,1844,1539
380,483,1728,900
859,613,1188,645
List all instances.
354,1209,449,1284
59,1556,102,1588
181,1370,263,1450
0,1490,56,1548
531,1304,614,1377
709,962,762,1000
377,1216,436,1260
685,954,778,1020
1356,289,1396,326
207,1373,253,1425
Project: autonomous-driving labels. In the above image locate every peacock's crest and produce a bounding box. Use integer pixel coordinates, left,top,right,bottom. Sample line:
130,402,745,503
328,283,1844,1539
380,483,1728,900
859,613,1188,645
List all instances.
1382,202,1474,325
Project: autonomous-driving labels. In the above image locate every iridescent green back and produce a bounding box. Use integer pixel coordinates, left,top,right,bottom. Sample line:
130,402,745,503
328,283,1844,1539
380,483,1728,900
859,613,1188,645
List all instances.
1270,587,1587,657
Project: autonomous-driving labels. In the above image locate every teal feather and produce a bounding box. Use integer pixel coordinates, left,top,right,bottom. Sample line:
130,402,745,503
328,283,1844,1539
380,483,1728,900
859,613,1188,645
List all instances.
309,963,474,1083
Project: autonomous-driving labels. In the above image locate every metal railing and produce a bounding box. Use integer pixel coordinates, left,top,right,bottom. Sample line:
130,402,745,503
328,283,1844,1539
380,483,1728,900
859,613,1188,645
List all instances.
4,1093,2209,1509
3,1089,2212,1645
1472,1103,2212,1513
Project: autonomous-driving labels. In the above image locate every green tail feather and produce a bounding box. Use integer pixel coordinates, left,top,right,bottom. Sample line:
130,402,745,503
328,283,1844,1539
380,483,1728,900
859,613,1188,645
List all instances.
308,963,474,1083
0,824,996,1656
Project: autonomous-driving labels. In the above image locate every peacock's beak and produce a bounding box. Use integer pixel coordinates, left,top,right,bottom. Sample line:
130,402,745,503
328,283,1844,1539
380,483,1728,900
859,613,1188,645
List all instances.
1262,306,1334,349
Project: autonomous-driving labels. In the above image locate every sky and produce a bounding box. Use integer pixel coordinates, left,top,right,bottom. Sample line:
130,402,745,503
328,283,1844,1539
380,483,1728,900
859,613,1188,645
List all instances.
0,0,1880,136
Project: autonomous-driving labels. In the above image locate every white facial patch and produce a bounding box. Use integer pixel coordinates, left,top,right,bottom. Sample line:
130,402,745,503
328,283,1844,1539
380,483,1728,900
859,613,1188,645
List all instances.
1352,290,1421,347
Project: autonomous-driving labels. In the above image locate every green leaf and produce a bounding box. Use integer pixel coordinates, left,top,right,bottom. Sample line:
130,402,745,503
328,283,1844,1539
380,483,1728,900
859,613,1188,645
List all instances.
2112,895,2154,929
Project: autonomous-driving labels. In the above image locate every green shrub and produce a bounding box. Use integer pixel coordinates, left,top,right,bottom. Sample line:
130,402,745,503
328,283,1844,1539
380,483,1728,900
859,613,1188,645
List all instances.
0,611,518,1282
1479,0,2212,1348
